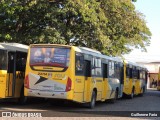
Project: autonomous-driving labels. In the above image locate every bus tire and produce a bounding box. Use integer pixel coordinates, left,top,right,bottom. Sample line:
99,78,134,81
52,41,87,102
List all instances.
18,87,27,105
88,91,96,109
129,88,134,99
110,90,118,103
140,87,145,97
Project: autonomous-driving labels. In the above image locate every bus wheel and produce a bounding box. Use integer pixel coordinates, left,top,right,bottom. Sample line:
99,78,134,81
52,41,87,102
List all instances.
140,87,145,97
110,90,118,103
130,88,134,99
88,91,96,109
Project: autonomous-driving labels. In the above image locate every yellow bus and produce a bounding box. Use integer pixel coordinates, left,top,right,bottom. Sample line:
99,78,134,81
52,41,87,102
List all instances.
0,43,28,103
157,67,160,90
123,61,147,98
24,44,124,108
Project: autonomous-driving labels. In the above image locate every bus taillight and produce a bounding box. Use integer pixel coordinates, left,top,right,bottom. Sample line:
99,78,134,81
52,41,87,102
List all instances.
24,74,30,89
65,77,72,92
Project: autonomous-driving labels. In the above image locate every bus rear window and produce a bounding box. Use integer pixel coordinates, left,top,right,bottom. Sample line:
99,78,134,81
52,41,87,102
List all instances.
30,47,70,67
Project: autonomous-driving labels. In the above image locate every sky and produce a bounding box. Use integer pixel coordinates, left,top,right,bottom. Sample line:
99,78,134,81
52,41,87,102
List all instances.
123,0,160,63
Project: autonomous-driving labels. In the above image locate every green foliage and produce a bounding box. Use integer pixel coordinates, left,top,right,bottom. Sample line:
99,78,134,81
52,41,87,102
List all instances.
100,0,151,55
0,0,151,56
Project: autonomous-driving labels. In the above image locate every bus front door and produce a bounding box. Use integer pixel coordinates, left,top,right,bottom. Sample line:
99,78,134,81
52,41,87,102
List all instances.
84,60,91,102
6,52,16,97
0,50,8,98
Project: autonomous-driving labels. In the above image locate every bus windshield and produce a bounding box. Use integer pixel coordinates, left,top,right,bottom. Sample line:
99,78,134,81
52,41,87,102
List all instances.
30,47,70,68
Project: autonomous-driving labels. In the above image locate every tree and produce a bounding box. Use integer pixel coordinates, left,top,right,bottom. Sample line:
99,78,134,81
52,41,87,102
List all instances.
99,0,151,55
0,0,151,56
0,0,67,44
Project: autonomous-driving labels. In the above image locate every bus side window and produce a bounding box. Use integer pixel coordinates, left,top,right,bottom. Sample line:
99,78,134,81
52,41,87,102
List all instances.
137,70,140,79
126,66,130,77
129,68,132,78
115,63,121,80
133,67,138,79
84,60,91,78
109,61,115,78
95,58,102,76
121,65,124,84
102,64,108,78
75,53,84,75
0,50,7,70
16,53,27,72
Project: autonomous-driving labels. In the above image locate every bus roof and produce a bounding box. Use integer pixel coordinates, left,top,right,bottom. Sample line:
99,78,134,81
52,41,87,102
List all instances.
77,47,102,58
102,55,123,63
30,44,71,48
125,60,147,69
77,47,123,63
79,47,101,54
0,43,28,52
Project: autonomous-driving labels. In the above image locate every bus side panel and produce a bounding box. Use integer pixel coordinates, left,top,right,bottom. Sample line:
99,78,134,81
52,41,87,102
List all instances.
73,51,90,103
123,63,133,95
0,70,7,98
95,77,103,101
123,63,128,95
108,78,119,99
124,78,133,95
105,78,112,100
90,77,95,98
102,78,107,100
24,47,31,97
73,76,85,102
130,78,134,94
134,79,140,95
73,50,86,103
84,77,91,102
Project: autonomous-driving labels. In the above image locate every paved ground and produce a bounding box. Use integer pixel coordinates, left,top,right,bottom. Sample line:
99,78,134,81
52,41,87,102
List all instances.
0,88,160,119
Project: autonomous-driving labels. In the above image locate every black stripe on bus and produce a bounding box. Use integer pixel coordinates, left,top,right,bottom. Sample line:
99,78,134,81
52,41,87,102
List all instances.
34,76,47,85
